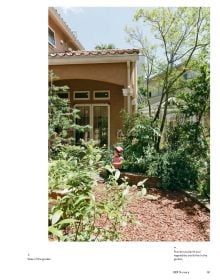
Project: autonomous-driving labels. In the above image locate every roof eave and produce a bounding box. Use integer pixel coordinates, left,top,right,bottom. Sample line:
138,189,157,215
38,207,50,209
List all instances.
48,54,139,65
49,7,84,50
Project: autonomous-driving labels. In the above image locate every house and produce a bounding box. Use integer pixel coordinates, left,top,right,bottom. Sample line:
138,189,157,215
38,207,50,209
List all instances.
48,7,139,147
140,64,198,123
48,7,84,53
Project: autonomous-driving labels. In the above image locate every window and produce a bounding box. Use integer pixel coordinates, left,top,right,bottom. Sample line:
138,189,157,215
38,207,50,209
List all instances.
48,27,55,46
93,90,110,100
57,91,69,99
183,73,188,80
183,71,196,80
74,104,110,146
74,91,90,100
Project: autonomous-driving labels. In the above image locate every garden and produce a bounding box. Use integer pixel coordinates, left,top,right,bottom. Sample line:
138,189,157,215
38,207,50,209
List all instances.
48,7,210,242
48,66,210,241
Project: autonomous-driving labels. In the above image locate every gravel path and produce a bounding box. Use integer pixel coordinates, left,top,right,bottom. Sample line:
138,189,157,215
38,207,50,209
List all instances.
120,187,210,241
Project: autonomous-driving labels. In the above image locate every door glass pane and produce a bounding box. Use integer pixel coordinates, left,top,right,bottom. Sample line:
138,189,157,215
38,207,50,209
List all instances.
75,106,90,144
93,106,108,146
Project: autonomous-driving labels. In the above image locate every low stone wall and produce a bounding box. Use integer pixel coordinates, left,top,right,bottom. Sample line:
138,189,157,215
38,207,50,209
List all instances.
120,172,160,188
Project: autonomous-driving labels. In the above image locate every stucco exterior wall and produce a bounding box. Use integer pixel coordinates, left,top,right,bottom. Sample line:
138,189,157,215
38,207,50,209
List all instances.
48,15,79,52
54,79,125,145
49,63,128,86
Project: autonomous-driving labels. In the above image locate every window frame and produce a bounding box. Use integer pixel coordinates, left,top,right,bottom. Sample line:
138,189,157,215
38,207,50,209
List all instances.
57,90,70,100
93,90,110,100
73,91,90,100
74,103,110,147
48,26,56,47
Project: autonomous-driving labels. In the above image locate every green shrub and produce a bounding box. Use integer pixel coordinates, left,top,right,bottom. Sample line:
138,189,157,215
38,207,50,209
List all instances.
122,113,161,174
164,121,210,195
48,144,133,241
48,79,91,160
123,146,160,176
158,149,198,190
196,157,210,197
123,113,160,158
165,122,208,158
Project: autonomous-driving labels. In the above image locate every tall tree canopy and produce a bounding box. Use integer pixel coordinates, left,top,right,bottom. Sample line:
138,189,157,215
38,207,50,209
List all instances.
125,7,210,150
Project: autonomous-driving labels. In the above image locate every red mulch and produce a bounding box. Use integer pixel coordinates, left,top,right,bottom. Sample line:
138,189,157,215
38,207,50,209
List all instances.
49,183,210,242
95,183,210,242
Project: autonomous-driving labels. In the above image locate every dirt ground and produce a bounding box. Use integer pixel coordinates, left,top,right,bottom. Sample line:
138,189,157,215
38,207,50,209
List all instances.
120,186,210,242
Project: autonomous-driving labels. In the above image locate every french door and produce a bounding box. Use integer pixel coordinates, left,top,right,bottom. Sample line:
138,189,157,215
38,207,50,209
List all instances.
75,104,110,147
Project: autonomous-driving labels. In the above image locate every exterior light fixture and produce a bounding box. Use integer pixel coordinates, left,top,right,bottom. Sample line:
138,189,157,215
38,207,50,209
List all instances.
123,86,134,97
122,88,128,96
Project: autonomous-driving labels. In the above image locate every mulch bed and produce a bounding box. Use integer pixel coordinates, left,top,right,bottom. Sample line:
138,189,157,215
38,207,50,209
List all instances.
49,182,210,242
119,186,210,241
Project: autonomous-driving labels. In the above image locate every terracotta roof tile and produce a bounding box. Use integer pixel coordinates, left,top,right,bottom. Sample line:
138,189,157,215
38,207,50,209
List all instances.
49,49,139,57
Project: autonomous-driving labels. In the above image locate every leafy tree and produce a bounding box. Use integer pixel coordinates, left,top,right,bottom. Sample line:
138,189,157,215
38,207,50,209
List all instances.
125,30,157,117
125,7,210,150
163,59,210,196
137,76,152,115
177,59,210,129
95,43,116,50
167,56,210,152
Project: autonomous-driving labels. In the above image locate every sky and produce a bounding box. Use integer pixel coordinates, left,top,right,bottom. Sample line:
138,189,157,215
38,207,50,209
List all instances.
55,7,142,50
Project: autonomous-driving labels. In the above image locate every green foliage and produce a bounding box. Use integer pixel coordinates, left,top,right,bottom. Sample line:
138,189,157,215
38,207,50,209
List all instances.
99,145,113,165
122,146,160,176
166,122,208,158
137,76,152,113
196,158,210,197
123,112,160,158
164,62,210,196
164,121,209,196
95,43,116,50
121,113,160,175
49,150,133,241
121,106,209,196
49,84,73,138
133,8,209,65
126,7,210,150
48,73,133,241
121,57,209,196
177,63,210,123
48,72,91,159
158,149,198,190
